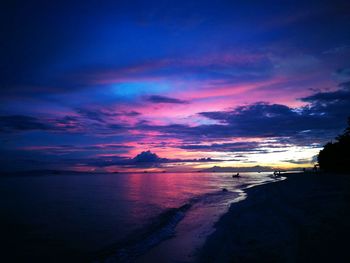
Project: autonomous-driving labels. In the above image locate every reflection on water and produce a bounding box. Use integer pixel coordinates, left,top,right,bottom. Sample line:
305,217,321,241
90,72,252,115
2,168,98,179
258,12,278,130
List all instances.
0,172,278,262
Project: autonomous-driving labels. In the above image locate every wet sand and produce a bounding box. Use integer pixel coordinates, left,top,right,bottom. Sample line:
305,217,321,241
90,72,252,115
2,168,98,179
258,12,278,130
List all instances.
198,172,350,263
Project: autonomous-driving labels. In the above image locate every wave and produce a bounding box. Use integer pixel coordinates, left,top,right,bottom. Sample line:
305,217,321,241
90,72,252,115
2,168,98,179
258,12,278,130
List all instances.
93,190,236,263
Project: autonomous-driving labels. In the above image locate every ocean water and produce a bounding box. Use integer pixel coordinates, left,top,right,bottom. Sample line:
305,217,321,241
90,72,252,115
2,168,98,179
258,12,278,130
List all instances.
0,172,281,262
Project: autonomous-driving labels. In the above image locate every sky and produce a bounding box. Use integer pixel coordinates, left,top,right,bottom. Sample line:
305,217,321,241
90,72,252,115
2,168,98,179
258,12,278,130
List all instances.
1,0,350,172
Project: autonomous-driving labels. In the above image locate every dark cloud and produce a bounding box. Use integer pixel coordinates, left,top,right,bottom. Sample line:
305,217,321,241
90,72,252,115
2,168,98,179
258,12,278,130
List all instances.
0,115,84,133
82,150,227,169
124,111,141,116
198,102,339,138
19,144,134,155
0,115,50,132
75,108,118,123
300,85,350,130
180,141,289,155
180,142,260,152
132,150,166,163
75,108,140,122
301,86,350,103
0,109,138,136
199,103,309,137
146,95,189,104
138,86,350,147
284,158,314,164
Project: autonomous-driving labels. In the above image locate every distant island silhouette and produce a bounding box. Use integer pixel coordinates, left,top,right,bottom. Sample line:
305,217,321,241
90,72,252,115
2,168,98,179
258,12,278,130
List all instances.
201,165,275,173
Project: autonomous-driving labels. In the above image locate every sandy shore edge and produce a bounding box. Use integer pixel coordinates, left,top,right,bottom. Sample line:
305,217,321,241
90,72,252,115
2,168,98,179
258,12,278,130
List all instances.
197,172,350,263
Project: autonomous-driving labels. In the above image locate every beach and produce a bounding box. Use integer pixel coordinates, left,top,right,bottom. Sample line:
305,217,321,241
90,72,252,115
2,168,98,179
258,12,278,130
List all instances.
198,172,350,263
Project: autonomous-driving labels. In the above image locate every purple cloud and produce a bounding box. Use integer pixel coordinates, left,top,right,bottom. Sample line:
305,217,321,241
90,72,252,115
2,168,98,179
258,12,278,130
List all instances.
146,95,189,104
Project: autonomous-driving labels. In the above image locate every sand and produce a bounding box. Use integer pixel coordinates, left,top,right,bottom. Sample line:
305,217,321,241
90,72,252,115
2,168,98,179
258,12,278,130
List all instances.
198,172,350,263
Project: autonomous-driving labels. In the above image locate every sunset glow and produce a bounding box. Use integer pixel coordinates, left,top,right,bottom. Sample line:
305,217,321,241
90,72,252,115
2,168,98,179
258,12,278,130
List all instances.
1,0,350,173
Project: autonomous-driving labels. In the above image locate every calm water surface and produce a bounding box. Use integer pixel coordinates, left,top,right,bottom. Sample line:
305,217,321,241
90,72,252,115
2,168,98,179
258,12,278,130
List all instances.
0,172,280,262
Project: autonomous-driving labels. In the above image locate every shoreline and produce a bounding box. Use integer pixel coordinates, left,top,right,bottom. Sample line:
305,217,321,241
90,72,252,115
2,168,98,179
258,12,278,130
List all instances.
132,174,284,263
197,172,350,263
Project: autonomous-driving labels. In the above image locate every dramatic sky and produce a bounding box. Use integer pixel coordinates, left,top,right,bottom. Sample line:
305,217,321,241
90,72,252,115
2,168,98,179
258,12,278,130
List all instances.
1,0,350,172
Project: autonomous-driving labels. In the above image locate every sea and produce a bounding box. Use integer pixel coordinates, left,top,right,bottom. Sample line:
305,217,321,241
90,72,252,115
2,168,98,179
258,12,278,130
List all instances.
0,171,284,262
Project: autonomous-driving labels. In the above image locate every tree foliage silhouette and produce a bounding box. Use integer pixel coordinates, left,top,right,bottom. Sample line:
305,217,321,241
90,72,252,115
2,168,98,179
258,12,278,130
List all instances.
318,117,350,172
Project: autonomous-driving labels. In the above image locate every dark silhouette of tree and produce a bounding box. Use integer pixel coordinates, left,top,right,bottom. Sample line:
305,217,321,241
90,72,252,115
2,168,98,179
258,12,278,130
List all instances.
318,117,350,172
